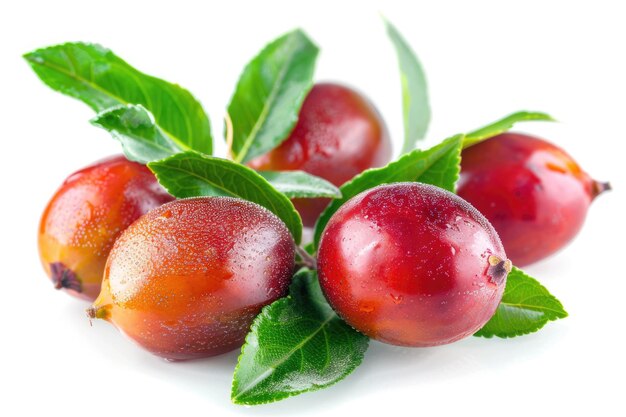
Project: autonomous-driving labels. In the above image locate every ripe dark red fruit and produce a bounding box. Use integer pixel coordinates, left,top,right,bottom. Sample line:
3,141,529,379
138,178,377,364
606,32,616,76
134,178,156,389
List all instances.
248,83,392,226
38,155,173,301
317,183,509,347
457,133,609,266
88,197,295,360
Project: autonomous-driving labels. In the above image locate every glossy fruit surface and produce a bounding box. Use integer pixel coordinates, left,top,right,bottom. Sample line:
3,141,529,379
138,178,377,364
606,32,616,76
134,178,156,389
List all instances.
457,133,609,266
317,183,509,347
89,197,295,360
248,82,392,226
38,155,173,301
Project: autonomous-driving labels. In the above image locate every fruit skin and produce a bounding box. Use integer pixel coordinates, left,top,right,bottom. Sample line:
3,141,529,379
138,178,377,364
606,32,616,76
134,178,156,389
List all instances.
248,83,392,226
89,197,296,360
38,155,173,301
457,133,609,266
317,183,509,347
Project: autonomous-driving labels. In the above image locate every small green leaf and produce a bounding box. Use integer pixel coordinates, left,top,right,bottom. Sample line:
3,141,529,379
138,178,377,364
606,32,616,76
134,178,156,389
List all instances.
464,111,555,148
228,30,319,163
24,42,212,154
148,152,302,243
313,134,463,248
384,18,430,153
231,269,369,405
475,267,568,338
91,105,184,163
257,171,341,199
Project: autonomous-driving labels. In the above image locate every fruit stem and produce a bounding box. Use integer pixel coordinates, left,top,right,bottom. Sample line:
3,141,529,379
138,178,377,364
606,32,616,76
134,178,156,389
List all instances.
592,180,612,199
295,245,317,270
224,113,234,160
86,304,111,322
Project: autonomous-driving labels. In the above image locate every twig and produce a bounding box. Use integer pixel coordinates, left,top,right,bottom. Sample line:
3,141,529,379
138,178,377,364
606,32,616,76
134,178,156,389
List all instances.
295,245,317,270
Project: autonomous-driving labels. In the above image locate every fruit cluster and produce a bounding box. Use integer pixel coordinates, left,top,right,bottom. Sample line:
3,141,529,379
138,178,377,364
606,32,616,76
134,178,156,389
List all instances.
28,21,607,405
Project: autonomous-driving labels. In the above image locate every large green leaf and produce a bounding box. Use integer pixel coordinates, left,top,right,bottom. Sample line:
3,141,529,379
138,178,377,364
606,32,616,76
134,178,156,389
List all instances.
475,267,568,338
384,18,430,153
257,171,341,199
24,42,212,154
148,152,302,243
91,105,183,163
232,269,369,405
228,30,318,163
313,134,464,248
464,111,555,148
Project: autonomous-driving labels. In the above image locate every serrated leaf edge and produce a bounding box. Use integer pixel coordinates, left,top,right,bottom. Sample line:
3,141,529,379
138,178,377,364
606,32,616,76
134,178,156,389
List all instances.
24,42,212,154
231,289,368,405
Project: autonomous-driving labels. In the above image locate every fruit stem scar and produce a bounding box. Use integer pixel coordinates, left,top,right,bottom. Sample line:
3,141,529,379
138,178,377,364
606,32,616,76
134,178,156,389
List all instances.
49,262,82,293
295,245,317,270
488,255,512,285
592,180,612,198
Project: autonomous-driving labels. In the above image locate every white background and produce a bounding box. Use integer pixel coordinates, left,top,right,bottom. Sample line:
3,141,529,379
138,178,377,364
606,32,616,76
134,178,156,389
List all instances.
1,1,625,415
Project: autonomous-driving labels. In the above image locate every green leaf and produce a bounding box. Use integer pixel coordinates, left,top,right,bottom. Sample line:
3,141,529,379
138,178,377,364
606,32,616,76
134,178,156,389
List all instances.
464,111,555,148
24,42,212,154
231,269,369,405
91,105,183,163
384,18,430,153
148,152,302,243
257,171,341,199
313,134,464,248
474,267,568,338
228,30,319,163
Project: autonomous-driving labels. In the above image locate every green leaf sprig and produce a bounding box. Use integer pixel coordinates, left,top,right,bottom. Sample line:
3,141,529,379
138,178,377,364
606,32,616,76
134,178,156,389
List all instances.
232,268,369,405
26,22,568,407
384,18,430,153
24,42,213,155
227,30,319,163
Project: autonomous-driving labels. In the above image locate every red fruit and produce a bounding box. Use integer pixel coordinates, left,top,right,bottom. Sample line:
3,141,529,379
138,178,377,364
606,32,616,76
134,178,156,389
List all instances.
38,155,173,301
248,83,392,226
457,133,609,266
317,183,509,347
88,197,295,360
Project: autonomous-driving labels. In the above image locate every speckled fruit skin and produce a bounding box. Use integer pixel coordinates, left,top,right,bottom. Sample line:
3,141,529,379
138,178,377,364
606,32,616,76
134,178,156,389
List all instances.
38,155,173,301
89,197,296,360
457,133,609,267
248,83,392,226
317,183,510,347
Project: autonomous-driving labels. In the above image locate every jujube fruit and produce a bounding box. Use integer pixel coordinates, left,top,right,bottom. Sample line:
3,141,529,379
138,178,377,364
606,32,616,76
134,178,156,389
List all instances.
248,82,392,226
88,197,296,360
317,183,510,347
38,155,173,301
457,133,610,266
